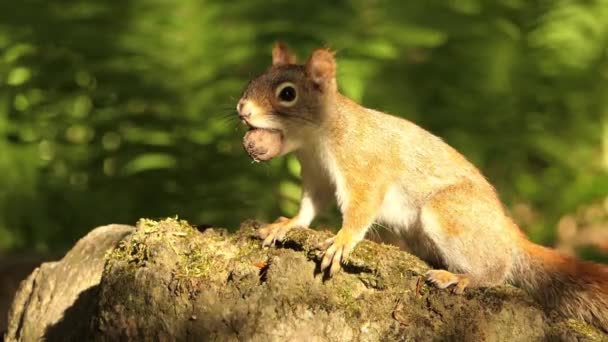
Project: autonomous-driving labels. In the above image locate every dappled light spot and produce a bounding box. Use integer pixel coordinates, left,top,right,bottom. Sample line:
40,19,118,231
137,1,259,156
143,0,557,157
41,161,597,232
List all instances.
123,154,177,175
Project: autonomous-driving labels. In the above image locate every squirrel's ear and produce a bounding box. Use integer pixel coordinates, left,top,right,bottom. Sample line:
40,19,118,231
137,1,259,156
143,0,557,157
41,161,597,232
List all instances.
306,48,337,91
272,42,297,66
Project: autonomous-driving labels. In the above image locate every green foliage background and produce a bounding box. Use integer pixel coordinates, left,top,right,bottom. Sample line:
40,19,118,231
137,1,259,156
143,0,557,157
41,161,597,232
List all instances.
1,0,607,256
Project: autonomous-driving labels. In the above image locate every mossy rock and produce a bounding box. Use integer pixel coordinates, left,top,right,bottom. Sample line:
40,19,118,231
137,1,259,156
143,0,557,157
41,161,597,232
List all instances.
5,218,607,341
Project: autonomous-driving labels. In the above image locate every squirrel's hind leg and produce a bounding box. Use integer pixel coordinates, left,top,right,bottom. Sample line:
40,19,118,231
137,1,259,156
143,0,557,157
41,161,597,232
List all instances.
425,270,502,294
419,182,514,292
426,270,471,294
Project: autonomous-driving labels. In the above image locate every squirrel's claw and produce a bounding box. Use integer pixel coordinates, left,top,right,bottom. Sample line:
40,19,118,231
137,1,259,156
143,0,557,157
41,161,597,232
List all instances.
258,217,294,247
318,231,356,276
262,233,278,247
316,236,335,251
320,241,343,275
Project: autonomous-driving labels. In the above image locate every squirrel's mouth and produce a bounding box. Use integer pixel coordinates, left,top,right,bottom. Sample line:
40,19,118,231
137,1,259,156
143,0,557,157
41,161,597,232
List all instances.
244,122,260,132
241,120,284,139
242,119,283,135
247,126,284,139
241,118,258,130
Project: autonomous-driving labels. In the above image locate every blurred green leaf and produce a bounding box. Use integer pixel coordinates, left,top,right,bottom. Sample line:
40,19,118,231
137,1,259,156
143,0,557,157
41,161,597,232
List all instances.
123,153,177,175
7,67,31,86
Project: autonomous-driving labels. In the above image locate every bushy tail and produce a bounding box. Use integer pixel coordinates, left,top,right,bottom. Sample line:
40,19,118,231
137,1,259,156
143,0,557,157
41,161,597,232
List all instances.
512,238,608,332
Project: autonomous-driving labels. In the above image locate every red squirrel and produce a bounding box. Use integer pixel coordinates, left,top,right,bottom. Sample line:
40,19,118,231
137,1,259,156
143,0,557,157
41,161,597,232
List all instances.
237,42,608,332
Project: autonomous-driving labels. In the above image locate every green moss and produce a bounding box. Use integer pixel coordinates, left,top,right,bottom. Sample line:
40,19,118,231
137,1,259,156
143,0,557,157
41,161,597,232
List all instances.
358,273,384,290
335,285,362,318
175,247,215,278
565,319,606,341
160,220,215,278
136,218,159,231
105,238,150,272
234,237,261,260
350,244,378,266
105,217,203,275
137,216,197,236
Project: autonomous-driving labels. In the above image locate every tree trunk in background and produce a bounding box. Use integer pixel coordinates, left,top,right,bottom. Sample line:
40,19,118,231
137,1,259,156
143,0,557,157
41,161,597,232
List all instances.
4,218,606,341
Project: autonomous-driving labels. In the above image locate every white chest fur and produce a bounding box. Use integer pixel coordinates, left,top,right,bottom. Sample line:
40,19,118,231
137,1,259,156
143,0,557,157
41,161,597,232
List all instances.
315,145,349,210
377,185,420,232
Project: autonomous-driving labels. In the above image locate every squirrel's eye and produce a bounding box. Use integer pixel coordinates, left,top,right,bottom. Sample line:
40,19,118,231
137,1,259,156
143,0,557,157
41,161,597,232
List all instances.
280,87,296,101
275,82,298,106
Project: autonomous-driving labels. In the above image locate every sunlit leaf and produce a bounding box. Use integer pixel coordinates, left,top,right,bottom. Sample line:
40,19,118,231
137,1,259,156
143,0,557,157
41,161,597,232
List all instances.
123,154,177,175
7,67,31,86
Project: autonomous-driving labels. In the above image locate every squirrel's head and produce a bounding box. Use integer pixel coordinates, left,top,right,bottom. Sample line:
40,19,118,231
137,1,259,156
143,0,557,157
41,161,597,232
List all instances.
237,42,337,153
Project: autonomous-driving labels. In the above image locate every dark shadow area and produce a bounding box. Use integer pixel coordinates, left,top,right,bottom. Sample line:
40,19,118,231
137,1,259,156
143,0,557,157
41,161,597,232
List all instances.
43,285,100,342
0,253,53,334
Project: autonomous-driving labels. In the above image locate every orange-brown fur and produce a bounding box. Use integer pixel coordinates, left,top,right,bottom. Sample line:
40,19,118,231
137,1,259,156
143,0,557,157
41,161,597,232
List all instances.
237,42,608,332
514,238,608,330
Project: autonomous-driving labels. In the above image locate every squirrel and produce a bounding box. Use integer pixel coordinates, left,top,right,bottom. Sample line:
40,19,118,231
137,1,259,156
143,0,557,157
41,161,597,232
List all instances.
237,42,608,332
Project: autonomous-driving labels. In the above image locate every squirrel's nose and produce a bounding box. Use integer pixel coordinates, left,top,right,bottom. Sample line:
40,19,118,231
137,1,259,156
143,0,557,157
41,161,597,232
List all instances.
237,100,252,120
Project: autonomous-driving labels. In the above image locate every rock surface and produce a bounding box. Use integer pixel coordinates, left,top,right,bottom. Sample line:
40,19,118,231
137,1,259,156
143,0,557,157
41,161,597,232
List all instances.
4,224,134,342
4,218,607,341
0,253,51,335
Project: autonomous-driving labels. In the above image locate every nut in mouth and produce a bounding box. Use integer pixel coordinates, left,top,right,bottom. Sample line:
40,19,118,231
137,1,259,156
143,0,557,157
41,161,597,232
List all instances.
242,127,284,162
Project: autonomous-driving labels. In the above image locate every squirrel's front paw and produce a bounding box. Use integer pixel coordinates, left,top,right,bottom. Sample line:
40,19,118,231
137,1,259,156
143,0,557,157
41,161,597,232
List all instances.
318,230,359,276
257,217,297,247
